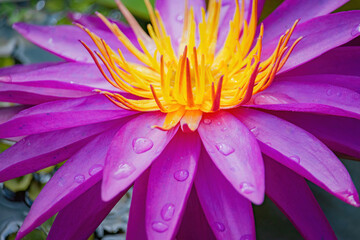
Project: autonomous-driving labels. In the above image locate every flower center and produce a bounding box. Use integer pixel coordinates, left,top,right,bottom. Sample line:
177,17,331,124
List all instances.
79,0,301,131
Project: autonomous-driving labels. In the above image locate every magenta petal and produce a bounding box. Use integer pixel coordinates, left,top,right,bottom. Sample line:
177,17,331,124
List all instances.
234,108,360,206
264,11,360,72
0,95,134,138
45,182,128,240
248,81,360,119
177,187,216,240
0,106,27,124
127,170,149,240
155,0,205,51
261,0,348,44
195,150,255,239
274,112,360,159
13,23,136,63
198,111,264,204
0,62,58,77
16,128,120,239
146,132,201,240
0,120,120,182
283,46,360,77
264,156,336,240
102,112,178,201
0,82,92,104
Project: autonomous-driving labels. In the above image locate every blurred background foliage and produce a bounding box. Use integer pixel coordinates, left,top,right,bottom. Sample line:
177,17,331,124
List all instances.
0,0,359,239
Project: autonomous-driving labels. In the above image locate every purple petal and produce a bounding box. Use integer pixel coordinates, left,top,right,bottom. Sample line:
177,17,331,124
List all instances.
0,120,120,182
276,74,360,93
102,112,178,201
146,132,201,239
263,11,360,72
155,0,205,51
0,95,135,138
198,111,264,204
274,112,360,159
0,82,93,104
233,108,360,206
264,156,336,240
177,187,216,240
45,182,128,240
13,23,137,63
126,170,149,240
282,46,360,77
195,149,255,239
16,128,121,239
248,81,360,119
3,62,120,92
0,106,27,124
0,62,58,77
261,0,348,44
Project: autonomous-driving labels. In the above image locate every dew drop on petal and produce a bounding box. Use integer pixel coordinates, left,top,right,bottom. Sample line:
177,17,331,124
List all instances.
132,137,154,154
214,222,225,232
203,118,212,125
174,169,189,181
217,121,221,126
240,234,252,240
47,38,53,45
221,127,228,132
151,221,169,232
176,14,184,22
351,24,360,37
113,163,135,180
250,127,259,137
326,89,333,96
289,155,300,164
265,142,272,146
88,164,103,176
161,203,175,221
239,182,255,194
215,143,235,156
74,174,85,183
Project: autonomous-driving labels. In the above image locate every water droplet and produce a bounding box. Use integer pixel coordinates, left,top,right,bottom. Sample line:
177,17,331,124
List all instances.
351,24,360,37
70,81,75,84
240,234,252,240
174,170,189,181
250,127,259,137
89,164,103,176
289,155,300,164
203,119,212,125
326,89,333,96
151,221,169,232
221,127,228,132
214,222,225,232
74,174,85,183
217,121,222,126
132,137,153,154
265,142,272,146
239,182,255,194
47,38,53,45
336,92,342,97
161,203,175,221
26,142,31,146
176,14,184,22
215,143,235,156
113,163,135,179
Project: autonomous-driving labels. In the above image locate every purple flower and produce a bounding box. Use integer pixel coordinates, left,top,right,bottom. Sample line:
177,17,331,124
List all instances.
0,0,359,239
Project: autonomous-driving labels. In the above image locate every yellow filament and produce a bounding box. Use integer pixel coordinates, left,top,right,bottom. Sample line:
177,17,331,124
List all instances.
80,0,301,131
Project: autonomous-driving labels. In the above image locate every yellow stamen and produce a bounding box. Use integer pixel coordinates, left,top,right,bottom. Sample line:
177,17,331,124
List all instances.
80,0,301,131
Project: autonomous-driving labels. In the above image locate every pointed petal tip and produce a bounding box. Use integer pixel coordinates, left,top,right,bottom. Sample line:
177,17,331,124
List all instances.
100,183,116,202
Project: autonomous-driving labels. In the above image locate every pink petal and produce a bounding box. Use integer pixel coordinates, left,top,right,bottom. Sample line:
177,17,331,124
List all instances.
13,23,137,63
16,128,120,239
261,0,348,43
0,95,135,138
126,170,149,240
233,108,360,206
248,81,360,119
102,112,178,201
264,156,336,240
282,46,360,77
274,112,360,159
0,106,27,124
0,120,120,182
198,111,264,204
177,187,216,240
263,11,360,72
146,132,201,239
0,62,58,77
195,149,255,239
45,182,128,240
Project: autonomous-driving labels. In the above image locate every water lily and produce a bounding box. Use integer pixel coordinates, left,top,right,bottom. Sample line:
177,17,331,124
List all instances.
0,0,359,239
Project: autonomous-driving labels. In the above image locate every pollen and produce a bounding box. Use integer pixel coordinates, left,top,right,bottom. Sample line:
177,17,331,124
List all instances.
79,0,301,131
